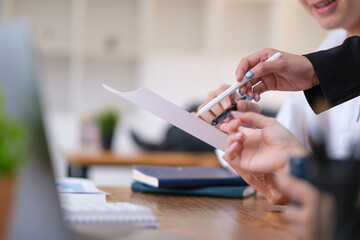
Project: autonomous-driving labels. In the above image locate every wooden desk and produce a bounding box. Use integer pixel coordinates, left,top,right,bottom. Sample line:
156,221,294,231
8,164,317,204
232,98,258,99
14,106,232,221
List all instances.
66,151,221,178
96,187,291,240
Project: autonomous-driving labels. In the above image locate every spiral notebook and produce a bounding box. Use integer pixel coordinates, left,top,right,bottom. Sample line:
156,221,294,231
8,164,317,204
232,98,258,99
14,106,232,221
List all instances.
61,201,159,227
56,177,158,227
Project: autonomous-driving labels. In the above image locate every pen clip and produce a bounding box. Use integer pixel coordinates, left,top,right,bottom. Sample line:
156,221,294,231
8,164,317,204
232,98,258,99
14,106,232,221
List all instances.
234,95,246,103
211,95,246,126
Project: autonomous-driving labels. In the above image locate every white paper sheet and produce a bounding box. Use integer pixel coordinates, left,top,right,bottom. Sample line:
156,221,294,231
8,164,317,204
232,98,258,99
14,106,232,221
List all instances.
102,84,228,151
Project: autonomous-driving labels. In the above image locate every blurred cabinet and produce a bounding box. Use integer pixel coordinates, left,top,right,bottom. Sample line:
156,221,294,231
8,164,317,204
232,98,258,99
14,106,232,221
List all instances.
1,0,327,113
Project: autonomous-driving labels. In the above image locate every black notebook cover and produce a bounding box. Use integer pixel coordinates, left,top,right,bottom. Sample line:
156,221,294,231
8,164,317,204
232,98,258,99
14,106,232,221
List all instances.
132,165,247,188
131,181,254,198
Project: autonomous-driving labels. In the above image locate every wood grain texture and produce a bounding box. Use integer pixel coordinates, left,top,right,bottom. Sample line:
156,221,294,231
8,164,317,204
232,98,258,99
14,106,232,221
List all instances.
66,151,221,167
100,187,292,240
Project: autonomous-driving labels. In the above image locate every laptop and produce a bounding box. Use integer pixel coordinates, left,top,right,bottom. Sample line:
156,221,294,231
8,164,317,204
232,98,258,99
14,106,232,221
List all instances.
1,21,165,240
0,21,71,240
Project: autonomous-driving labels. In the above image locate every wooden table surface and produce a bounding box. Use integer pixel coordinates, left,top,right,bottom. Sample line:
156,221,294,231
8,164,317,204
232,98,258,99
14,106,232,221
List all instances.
67,151,221,167
98,187,292,240
66,151,221,178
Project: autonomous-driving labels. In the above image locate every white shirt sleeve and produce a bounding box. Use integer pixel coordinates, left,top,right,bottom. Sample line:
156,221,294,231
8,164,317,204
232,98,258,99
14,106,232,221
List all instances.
276,29,348,152
215,149,237,174
275,92,313,151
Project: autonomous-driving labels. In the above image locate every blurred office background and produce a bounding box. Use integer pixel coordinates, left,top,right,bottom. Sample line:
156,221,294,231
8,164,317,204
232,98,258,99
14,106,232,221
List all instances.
0,0,327,186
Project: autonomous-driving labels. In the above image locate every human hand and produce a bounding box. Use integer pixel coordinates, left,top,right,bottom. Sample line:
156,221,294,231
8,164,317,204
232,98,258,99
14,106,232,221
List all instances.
229,165,289,205
223,111,309,173
196,84,261,128
276,172,336,240
222,111,309,205
235,48,319,101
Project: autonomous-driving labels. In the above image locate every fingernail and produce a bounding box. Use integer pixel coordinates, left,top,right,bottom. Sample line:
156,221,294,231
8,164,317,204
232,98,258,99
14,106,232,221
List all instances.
230,141,238,150
230,118,239,126
245,70,254,78
254,97,258,102
235,132,243,139
246,95,252,101
231,111,243,117
237,90,242,96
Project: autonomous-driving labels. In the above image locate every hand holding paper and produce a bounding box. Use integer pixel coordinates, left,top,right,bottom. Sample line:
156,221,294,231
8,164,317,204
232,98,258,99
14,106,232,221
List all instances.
102,84,228,151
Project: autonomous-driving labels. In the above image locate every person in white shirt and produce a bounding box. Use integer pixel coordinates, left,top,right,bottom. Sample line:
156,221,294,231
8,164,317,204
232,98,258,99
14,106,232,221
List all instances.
276,29,360,160
216,29,359,167
198,0,360,239
210,0,360,191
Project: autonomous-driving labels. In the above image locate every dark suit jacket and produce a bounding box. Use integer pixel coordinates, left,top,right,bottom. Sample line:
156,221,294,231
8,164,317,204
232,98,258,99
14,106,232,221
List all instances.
303,36,360,114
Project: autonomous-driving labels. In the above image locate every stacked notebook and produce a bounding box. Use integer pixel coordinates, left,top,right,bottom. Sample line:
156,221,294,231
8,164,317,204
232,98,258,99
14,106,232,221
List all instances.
131,165,255,198
57,177,158,227
56,177,108,203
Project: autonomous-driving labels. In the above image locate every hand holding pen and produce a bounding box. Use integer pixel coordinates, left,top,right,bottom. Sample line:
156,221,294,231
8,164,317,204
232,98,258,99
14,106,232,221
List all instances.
196,52,281,117
211,95,246,126
196,85,260,128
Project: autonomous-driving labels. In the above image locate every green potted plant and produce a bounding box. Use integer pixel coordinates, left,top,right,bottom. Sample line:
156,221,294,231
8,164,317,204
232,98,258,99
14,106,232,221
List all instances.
0,93,26,239
96,108,120,151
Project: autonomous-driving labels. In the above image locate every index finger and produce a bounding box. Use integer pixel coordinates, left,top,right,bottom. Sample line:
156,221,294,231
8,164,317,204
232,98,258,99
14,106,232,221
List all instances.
235,48,278,80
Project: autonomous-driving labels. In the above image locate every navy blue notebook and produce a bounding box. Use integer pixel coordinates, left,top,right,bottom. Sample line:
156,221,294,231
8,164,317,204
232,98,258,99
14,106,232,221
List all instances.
132,165,247,188
131,181,255,199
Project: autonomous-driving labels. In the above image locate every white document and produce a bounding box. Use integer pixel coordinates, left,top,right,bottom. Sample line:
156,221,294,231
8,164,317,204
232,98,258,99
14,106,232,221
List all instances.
102,84,228,151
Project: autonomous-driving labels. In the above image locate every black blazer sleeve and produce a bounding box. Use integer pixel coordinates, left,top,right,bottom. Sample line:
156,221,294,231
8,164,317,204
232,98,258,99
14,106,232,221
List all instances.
303,36,360,114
